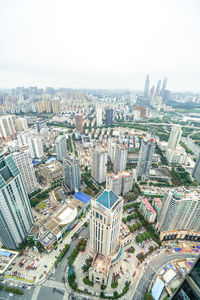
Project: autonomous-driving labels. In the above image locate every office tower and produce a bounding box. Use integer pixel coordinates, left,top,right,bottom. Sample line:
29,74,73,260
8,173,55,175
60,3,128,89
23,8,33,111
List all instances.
106,170,134,195
143,74,150,97
163,89,170,102
15,117,28,133
75,114,83,133
137,134,155,180
113,145,127,173
105,108,113,126
12,147,38,194
96,105,103,127
27,135,44,159
155,80,161,96
172,255,200,299
157,191,200,233
0,153,34,249
149,85,155,98
91,148,107,184
167,125,182,151
160,77,167,97
0,115,16,140
63,155,81,192
192,154,200,183
89,189,123,284
55,135,67,162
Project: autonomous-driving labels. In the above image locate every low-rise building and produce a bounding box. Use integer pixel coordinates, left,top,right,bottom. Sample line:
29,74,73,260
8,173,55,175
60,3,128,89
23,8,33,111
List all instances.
38,160,63,182
140,199,156,223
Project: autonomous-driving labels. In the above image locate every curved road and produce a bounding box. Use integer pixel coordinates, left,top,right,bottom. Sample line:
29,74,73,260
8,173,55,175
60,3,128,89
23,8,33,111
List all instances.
133,252,197,300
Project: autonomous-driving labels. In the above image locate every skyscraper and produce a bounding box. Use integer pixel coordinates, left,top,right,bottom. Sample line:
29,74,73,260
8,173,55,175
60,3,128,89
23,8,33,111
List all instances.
63,155,81,192
192,154,200,183
157,191,200,234
167,125,182,151
91,148,107,184
160,77,167,97
113,145,127,173
55,135,67,162
0,153,34,249
155,80,161,96
96,105,103,127
27,135,44,159
12,147,38,194
75,114,83,133
143,74,150,97
0,115,16,140
89,189,123,284
137,134,155,180
105,108,113,126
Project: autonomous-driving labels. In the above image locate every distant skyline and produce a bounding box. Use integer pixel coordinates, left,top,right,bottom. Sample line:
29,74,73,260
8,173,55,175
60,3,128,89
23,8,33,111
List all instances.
0,0,200,92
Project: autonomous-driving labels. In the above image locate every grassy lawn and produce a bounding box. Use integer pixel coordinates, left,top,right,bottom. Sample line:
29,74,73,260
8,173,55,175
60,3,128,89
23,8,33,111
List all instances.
37,202,47,210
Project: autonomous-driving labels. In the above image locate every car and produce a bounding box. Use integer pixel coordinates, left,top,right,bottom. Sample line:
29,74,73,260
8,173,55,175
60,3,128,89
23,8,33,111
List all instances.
44,265,48,268
22,286,27,289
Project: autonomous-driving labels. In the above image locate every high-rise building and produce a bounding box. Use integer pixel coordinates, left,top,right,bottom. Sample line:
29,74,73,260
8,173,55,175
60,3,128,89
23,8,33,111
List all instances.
135,105,147,119
96,105,103,127
0,115,16,140
140,199,156,223
63,155,81,192
105,108,113,126
160,77,167,97
155,80,161,96
157,191,200,233
0,153,34,249
91,148,107,184
192,154,200,183
75,115,83,133
15,117,28,133
27,135,44,159
108,139,116,163
137,134,155,180
167,125,182,151
12,147,38,194
51,100,60,114
89,189,123,284
144,74,150,97
55,135,67,162
172,255,200,299
113,145,127,173
106,170,134,195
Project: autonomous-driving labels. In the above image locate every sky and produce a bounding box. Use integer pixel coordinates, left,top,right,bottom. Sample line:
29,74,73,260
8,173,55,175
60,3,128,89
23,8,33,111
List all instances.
0,0,200,92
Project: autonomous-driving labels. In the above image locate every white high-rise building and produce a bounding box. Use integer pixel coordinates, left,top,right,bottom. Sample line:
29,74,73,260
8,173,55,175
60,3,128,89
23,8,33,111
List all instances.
167,125,182,151
15,117,28,133
27,135,44,159
106,170,134,195
113,145,127,173
91,148,107,184
157,191,200,233
63,155,81,192
12,147,38,194
137,134,155,180
55,135,67,162
0,153,34,249
96,105,103,127
0,115,16,140
108,139,116,163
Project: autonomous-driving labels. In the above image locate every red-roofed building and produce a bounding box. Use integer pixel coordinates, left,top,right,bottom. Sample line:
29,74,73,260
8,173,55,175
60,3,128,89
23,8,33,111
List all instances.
140,198,156,223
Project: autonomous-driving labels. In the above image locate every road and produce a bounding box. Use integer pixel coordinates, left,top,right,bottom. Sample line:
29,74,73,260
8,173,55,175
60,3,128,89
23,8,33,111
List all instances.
132,252,197,300
181,136,200,157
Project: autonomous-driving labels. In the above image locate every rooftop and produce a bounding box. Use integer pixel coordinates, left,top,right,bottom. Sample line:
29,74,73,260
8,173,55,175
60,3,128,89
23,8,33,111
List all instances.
73,191,92,204
96,189,119,209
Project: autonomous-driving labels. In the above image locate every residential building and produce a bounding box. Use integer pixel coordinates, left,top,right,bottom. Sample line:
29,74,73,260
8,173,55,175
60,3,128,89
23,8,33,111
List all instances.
108,139,116,163
152,198,162,215
135,105,147,119
55,135,67,162
106,170,134,195
63,155,81,192
113,145,127,173
192,154,200,183
27,135,44,159
89,189,123,284
167,125,182,151
166,148,187,165
157,191,200,236
105,108,113,126
140,199,156,223
0,153,34,249
15,117,28,133
0,115,16,140
137,134,155,180
96,105,103,127
75,115,83,133
91,148,107,184
12,147,38,194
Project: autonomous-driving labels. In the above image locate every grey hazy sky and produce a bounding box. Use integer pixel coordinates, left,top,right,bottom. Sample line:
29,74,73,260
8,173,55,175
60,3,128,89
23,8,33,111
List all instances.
0,0,200,92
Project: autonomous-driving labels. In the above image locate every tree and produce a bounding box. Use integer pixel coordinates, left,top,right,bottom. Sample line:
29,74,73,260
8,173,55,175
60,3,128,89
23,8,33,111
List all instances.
27,238,34,248
145,292,154,300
